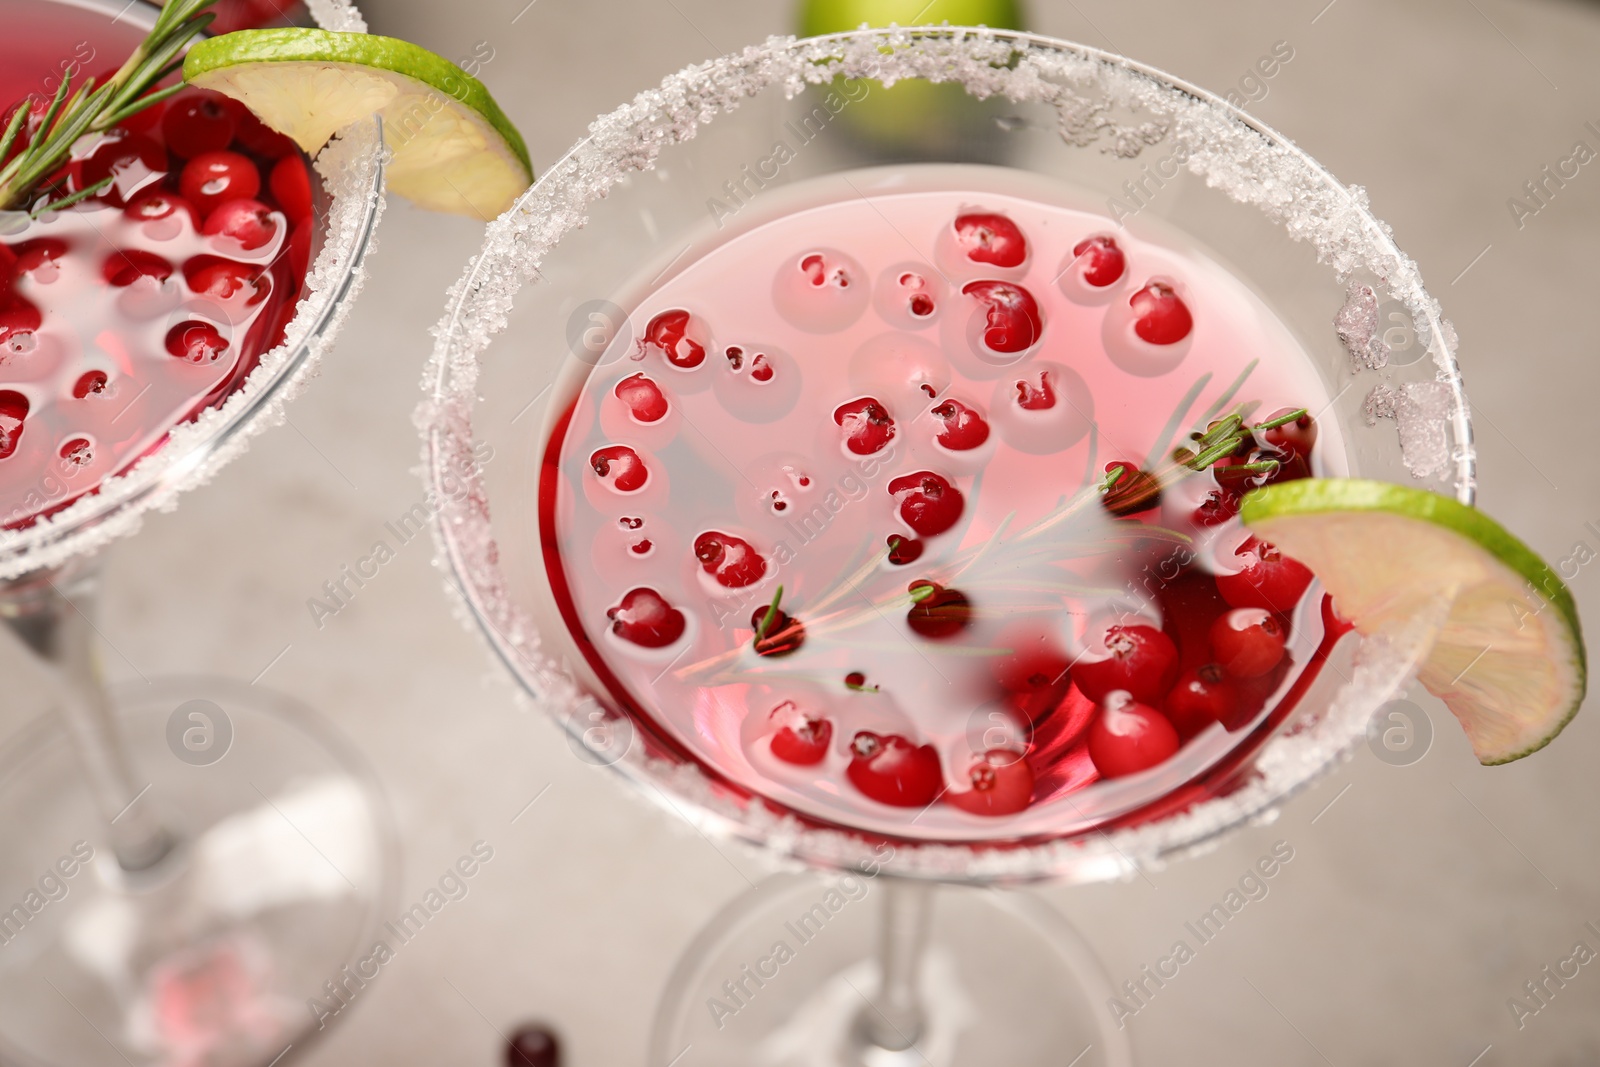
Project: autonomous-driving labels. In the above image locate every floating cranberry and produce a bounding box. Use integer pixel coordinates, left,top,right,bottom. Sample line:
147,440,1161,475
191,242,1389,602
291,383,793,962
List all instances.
961,280,1042,353
606,587,686,648
589,445,648,492
0,299,41,347
1191,486,1240,527
832,396,895,455
505,1023,561,1067
125,191,198,228
180,151,261,215
269,155,313,223
78,129,164,206
1088,694,1180,779
844,671,875,691
186,258,270,304
58,437,92,467
643,308,705,368
847,732,943,807
1013,370,1055,410
1073,235,1126,287
12,238,67,281
1074,623,1178,705
888,471,964,537
931,399,989,450
233,106,297,159
614,373,669,422
72,371,108,398
748,353,774,382
801,251,851,288
750,603,805,656
886,534,923,566
1210,608,1286,679
202,198,280,251
693,530,767,588
164,321,229,364
952,212,1027,268
162,92,237,158
1129,281,1192,345
769,703,830,764
1100,462,1161,517
906,580,972,639
946,749,1034,815
1164,664,1236,739
0,391,29,459
1216,536,1313,613
1259,408,1317,463
104,249,173,287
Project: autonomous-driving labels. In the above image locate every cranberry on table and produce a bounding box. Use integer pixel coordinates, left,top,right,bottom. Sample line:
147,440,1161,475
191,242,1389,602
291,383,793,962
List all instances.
847,732,943,807
1210,608,1286,679
946,749,1035,815
1164,664,1237,738
1216,536,1314,613
1129,281,1192,344
1074,623,1178,705
505,1023,561,1067
1088,694,1180,779
179,150,261,215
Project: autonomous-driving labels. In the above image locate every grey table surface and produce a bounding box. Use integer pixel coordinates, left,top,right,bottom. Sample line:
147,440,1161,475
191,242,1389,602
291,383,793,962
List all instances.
10,0,1600,1063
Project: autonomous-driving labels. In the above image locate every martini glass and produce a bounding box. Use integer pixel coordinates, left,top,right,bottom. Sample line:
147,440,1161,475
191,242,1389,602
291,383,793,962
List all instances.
419,27,1473,1066
0,0,395,1064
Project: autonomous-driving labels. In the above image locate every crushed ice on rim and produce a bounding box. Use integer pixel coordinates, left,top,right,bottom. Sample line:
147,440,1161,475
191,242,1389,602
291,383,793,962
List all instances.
1362,381,1453,479
1335,282,1389,371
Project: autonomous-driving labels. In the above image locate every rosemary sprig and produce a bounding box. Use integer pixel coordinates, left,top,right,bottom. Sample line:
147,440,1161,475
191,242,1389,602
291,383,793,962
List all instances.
0,0,217,212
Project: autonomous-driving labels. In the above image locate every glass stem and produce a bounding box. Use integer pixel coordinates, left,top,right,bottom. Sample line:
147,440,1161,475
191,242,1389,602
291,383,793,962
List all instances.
0,564,174,872
861,877,932,1051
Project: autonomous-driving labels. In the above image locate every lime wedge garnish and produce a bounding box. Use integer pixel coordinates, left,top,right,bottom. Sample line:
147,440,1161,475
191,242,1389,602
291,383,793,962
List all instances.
1241,478,1585,765
183,29,532,220
798,0,1025,36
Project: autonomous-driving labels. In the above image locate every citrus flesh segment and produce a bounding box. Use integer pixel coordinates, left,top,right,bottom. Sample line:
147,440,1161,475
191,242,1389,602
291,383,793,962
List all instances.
184,29,532,219
1241,478,1585,765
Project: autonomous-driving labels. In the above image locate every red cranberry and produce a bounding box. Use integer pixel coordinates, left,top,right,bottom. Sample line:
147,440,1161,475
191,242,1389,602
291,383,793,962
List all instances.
847,732,943,807
78,130,164,206
125,191,198,228
12,238,67,280
1129,281,1192,344
202,198,280,251
1210,608,1286,678
1216,536,1313,613
505,1023,561,1067
905,580,972,639
164,321,229,363
833,397,895,455
946,749,1034,815
1074,623,1178,705
952,212,1027,268
961,280,1041,353
589,445,648,492
800,251,853,288
269,155,313,222
1191,486,1240,527
748,353,774,381
613,373,669,422
1213,448,1281,493
180,151,261,215
1073,235,1126,287
0,391,29,459
232,106,297,159
886,534,923,565
0,299,40,347
104,249,173,287
72,371,108,398
643,308,705,368
58,437,93,467
1088,694,1180,779
1164,664,1236,739
888,471,964,537
1100,462,1161,517
751,602,805,656
606,587,686,648
1259,408,1317,463
1013,370,1055,410
931,399,990,450
768,702,830,764
162,92,237,158
185,258,270,304
844,671,875,691
693,531,767,588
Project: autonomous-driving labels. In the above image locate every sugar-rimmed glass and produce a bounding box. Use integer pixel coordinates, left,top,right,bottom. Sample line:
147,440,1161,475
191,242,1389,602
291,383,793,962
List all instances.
0,0,395,1064
420,27,1473,1064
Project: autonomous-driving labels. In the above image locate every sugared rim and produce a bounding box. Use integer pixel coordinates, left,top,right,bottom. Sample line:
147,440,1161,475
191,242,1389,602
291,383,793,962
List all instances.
0,0,385,581
418,26,1474,883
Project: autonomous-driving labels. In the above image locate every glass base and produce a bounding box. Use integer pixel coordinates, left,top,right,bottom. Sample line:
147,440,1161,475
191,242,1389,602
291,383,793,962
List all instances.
0,677,397,1067
650,874,1133,1067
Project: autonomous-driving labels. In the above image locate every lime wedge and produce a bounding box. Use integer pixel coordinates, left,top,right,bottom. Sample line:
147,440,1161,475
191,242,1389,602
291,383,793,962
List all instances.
1240,478,1585,765
183,29,532,220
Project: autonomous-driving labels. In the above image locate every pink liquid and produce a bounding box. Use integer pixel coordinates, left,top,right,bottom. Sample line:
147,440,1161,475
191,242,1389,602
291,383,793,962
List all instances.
0,2,311,528
541,166,1345,841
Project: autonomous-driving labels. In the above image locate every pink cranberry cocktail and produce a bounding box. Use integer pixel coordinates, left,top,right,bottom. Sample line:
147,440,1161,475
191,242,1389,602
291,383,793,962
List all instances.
539,166,1347,841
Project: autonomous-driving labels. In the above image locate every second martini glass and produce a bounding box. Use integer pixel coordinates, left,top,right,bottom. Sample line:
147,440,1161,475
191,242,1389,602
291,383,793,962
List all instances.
420,27,1473,1065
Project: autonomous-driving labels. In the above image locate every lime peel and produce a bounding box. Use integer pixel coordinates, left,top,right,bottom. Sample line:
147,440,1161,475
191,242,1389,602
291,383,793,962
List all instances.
184,29,531,220
1241,478,1585,765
